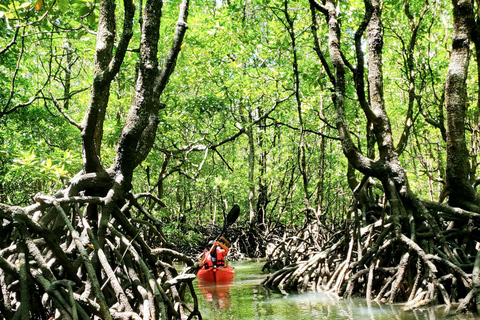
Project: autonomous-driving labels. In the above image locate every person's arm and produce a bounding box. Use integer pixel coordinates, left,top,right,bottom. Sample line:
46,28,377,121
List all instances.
215,241,229,255
219,236,231,247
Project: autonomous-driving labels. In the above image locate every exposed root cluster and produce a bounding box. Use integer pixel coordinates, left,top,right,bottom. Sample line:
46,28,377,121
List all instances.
262,196,480,314
0,174,200,320
229,226,269,259
261,215,334,274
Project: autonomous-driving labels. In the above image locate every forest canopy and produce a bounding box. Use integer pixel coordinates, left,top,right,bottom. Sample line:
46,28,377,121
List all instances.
1,0,480,318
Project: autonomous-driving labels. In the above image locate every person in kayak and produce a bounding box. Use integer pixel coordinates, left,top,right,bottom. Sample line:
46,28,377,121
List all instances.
200,237,230,269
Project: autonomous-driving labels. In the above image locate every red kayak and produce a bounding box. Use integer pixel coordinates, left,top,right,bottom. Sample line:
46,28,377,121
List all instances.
197,266,235,282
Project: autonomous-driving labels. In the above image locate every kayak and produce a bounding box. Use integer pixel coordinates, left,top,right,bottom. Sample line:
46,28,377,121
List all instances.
197,266,235,282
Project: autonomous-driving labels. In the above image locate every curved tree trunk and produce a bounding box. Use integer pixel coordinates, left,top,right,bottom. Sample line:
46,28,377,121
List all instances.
81,0,134,173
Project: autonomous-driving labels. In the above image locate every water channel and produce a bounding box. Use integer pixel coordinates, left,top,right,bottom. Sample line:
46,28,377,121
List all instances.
191,260,479,320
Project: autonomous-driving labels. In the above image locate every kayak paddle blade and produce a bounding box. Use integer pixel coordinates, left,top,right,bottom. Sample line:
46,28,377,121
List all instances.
226,204,240,227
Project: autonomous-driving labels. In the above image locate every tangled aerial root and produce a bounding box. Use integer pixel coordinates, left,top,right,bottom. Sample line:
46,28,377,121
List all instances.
0,175,201,320
262,196,480,314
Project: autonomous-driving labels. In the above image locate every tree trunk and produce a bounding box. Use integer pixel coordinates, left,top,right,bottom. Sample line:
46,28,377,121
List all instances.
240,104,256,225
445,0,478,209
255,107,267,230
81,0,134,173
247,121,256,224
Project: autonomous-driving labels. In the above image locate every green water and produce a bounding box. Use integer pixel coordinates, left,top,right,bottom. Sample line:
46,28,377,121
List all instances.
193,261,478,320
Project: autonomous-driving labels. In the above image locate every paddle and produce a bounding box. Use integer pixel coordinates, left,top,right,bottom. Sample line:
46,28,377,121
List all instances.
218,204,240,240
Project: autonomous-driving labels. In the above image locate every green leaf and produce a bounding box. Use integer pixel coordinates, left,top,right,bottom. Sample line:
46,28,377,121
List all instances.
58,0,69,12
87,10,96,25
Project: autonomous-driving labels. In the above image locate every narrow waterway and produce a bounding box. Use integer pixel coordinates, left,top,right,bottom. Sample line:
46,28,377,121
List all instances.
192,261,478,320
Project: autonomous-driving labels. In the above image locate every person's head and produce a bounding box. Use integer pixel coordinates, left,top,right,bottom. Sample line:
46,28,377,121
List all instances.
207,240,214,247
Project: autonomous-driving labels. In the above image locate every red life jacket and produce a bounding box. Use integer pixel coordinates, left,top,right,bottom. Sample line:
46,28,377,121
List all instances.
202,247,226,268
215,246,226,267
203,250,214,269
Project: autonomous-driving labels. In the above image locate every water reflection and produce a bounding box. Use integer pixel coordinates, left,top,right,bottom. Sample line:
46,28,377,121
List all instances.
193,262,480,320
197,277,234,310
247,289,480,320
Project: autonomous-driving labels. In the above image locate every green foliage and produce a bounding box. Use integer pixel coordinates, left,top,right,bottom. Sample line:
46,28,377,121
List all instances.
0,0,472,243
135,0,351,231
0,105,82,204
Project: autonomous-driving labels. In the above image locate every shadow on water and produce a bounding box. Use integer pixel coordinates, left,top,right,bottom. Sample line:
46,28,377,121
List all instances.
191,261,480,320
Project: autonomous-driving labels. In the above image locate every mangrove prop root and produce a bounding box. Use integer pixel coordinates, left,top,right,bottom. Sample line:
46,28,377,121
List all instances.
0,182,198,319
262,195,480,313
